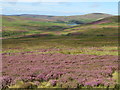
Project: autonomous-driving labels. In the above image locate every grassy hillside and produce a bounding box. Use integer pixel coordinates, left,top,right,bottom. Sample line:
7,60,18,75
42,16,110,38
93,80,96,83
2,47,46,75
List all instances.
8,13,112,23
87,16,118,25
59,16,118,36
2,16,118,54
53,13,112,23
2,14,115,39
2,15,69,38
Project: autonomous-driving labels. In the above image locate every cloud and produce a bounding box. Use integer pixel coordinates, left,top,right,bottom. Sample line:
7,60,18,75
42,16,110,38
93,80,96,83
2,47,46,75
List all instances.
90,3,100,8
1,0,119,2
1,0,69,2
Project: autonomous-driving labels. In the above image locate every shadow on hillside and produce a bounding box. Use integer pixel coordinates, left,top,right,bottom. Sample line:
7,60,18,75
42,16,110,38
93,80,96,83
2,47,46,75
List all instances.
2,34,118,49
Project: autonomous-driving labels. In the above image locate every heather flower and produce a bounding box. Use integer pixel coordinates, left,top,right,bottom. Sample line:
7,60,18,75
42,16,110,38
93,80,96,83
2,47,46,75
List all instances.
2,52,118,87
0,76,12,89
49,80,57,86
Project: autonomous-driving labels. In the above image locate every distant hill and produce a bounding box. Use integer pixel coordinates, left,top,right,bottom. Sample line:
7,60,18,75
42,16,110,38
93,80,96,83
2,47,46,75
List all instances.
2,15,54,22
2,14,118,39
62,15,118,37
4,13,112,23
87,16,118,25
52,13,112,23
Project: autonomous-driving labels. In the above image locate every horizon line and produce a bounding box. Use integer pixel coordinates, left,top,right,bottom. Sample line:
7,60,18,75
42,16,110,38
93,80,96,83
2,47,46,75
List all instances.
1,13,117,16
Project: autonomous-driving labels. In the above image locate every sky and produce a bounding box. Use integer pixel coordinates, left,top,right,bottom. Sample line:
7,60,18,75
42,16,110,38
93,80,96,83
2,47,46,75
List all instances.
0,1,119,16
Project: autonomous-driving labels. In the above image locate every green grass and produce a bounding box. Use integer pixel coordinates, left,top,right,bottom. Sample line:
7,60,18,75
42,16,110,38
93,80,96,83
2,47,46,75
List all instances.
2,19,118,55
2,18,118,55
2,34,118,56
112,71,120,84
2,16,69,38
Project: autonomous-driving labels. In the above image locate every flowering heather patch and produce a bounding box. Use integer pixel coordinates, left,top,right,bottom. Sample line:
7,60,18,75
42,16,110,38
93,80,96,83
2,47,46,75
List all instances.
0,76,12,89
2,52,118,88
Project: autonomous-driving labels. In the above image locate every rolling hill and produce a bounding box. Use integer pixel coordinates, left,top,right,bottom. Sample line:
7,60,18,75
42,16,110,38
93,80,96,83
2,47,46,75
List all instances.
5,13,112,23
1,13,118,39
87,16,118,25
1,15,69,38
61,16,118,37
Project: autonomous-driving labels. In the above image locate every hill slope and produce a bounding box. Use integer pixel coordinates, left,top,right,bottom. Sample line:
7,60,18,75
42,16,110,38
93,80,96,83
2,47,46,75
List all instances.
61,16,118,36
87,16,118,25
1,15,69,38
1,14,117,39
52,13,112,23
6,13,112,23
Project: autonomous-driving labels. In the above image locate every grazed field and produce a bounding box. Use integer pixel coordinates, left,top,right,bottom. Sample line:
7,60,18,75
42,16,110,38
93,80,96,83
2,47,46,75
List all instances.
1,15,119,89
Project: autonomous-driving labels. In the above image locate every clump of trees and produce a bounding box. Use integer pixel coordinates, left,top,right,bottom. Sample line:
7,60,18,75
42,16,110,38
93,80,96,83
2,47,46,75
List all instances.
54,20,85,24
69,20,84,24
